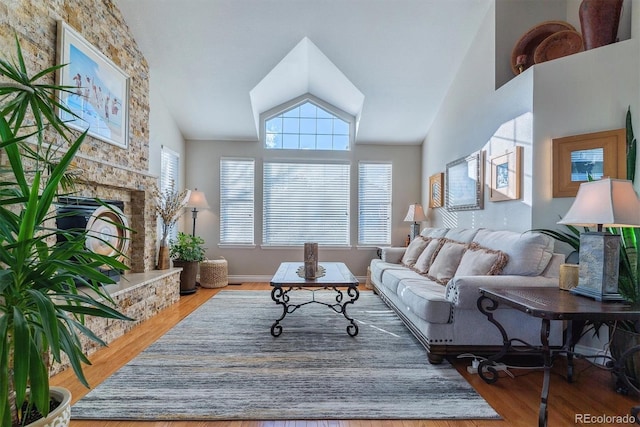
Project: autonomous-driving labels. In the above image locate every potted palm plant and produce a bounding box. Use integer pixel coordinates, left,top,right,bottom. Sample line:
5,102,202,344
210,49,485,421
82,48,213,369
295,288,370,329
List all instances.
169,231,206,294
0,36,131,426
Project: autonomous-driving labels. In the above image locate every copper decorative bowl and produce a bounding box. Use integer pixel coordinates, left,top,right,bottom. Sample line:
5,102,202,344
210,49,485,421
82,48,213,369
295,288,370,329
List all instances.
511,20,576,74
534,30,584,64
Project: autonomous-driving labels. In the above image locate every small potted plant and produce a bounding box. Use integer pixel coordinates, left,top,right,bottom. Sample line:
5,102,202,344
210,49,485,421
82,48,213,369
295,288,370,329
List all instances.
170,231,206,294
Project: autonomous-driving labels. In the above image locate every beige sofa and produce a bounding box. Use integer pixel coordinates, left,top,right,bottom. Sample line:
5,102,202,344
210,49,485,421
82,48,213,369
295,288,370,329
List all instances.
369,227,564,364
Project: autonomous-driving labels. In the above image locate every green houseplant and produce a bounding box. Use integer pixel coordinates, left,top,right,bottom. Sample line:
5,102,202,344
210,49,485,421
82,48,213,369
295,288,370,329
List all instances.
169,231,205,295
0,37,131,426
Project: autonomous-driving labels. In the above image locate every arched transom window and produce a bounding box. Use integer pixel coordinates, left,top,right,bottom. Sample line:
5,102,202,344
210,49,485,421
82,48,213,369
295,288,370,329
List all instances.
264,100,351,151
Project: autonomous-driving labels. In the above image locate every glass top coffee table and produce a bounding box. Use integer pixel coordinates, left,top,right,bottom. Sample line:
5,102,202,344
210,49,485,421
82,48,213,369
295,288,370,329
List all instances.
269,262,360,337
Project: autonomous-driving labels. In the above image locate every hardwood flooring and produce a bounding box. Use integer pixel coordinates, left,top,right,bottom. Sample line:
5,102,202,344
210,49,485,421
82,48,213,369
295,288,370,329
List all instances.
51,283,639,427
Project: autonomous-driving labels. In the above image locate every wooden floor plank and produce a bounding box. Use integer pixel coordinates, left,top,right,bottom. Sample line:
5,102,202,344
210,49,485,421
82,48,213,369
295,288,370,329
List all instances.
51,283,638,427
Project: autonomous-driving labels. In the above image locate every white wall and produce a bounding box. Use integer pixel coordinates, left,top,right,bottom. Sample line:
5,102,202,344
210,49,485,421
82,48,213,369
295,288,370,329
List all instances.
149,72,187,190
148,73,189,239
424,0,639,244
424,3,538,232
531,38,639,236
184,140,422,279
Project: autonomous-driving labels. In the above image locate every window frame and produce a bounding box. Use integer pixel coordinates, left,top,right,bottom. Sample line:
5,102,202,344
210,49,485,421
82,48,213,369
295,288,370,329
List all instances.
262,159,351,247
160,146,181,243
219,157,256,246
259,94,355,151
358,161,392,246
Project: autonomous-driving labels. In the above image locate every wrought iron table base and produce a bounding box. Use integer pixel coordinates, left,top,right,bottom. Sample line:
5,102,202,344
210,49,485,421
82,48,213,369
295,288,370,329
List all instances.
270,286,360,337
477,294,640,427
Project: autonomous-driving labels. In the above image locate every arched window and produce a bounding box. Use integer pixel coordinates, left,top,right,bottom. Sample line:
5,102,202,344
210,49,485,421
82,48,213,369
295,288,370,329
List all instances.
263,98,352,151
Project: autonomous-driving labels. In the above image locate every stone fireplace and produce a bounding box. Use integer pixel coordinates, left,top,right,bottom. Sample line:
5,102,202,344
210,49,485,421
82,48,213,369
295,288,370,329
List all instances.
68,152,158,273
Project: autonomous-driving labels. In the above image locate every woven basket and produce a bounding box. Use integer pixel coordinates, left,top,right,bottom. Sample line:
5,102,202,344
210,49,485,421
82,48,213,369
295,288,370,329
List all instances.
199,258,228,288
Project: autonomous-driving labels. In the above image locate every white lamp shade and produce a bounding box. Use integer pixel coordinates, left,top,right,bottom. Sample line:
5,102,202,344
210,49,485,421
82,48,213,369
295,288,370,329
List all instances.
404,203,426,222
558,178,640,228
186,188,210,209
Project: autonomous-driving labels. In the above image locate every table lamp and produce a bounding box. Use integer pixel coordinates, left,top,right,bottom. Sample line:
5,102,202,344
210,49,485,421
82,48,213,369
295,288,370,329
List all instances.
186,188,210,237
404,203,426,241
558,178,640,301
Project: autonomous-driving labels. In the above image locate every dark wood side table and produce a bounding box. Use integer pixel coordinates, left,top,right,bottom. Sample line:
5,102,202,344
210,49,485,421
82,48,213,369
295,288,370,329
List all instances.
477,287,640,427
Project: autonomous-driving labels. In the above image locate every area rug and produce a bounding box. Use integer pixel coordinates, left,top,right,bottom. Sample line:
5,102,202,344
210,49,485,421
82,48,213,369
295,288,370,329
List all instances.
72,290,499,421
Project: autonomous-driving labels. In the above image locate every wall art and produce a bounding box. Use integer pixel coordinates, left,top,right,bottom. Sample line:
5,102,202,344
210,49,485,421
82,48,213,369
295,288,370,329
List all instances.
56,21,129,149
489,146,522,202
552,129,626,197
445,151,484,211
428,172,444,208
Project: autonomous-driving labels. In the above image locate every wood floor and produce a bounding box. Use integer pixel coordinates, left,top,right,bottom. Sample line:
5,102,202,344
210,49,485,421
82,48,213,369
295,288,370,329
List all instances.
51,283,639,427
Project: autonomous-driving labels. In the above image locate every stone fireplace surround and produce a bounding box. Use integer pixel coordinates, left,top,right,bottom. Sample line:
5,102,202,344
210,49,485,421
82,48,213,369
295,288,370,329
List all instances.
48,152,182,375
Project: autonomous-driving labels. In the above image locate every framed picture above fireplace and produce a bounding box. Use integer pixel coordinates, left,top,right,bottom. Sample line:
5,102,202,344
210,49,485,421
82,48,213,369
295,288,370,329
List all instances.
55,20,130,149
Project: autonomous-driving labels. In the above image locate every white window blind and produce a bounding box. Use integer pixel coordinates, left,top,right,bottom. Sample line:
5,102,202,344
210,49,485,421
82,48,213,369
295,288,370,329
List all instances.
358,162,392,245
160,146,180,242
263,162,350,245
220,158,255,244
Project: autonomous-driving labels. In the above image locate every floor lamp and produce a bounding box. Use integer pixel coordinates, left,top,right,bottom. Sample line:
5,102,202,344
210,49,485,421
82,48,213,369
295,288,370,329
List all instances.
186,188,210,237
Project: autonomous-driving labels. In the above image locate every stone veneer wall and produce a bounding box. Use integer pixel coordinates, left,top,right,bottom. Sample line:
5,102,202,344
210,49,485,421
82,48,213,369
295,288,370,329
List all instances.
50,269,182,376
1,0,159,272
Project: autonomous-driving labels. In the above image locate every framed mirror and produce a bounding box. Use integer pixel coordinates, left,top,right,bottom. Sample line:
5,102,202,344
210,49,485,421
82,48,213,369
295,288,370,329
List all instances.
445,151,484,211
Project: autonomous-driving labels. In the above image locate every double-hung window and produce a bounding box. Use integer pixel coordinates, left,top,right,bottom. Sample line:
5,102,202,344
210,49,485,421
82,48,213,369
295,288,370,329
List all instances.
220,158,255,245
358,162,392,245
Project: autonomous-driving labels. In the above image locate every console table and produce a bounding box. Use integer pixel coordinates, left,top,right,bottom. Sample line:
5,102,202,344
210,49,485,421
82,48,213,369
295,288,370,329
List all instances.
477,287,640,427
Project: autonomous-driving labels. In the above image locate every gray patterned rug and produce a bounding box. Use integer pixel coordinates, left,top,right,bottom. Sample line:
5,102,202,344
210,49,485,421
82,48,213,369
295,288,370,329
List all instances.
72,290,499,421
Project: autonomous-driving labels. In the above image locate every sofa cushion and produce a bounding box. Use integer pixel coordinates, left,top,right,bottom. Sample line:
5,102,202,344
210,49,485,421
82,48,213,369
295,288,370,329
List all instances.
443,228,481,243
420,227,449,239
413,238,445,274
400,236,430,267
381,268,426,294
370,259,406,285
455,243,509,276
427,239,467,285
397,280,452,323
472,229,554,276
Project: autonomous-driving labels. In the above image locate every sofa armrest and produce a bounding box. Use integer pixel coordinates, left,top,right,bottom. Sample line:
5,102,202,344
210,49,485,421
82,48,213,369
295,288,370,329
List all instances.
380,247,406,264
445,275,560,310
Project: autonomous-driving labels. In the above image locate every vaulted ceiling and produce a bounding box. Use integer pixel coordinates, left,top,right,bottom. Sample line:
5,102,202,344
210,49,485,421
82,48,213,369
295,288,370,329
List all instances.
113,0,491,145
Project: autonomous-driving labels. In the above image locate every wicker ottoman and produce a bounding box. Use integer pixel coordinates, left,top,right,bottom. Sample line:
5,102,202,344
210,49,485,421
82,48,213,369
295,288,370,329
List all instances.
199,258,228,288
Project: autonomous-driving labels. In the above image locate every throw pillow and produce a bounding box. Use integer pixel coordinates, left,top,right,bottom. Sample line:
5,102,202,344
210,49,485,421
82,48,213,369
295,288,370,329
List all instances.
455,243,509,276
400,236,430,267
427,239,467,285
472,229,554,276
413,238,446,274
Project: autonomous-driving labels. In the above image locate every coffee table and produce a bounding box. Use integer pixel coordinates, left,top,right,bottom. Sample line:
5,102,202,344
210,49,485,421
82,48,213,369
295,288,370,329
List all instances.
269,262,359,337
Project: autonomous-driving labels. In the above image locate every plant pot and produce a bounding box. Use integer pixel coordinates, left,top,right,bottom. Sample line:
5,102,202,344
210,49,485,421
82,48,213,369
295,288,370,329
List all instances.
610,326,640,395
579,0,623,50
173,259,199,295
25,386,72,427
